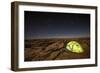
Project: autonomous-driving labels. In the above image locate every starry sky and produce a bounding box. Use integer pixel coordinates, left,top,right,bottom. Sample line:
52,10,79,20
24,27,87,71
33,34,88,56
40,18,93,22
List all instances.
24,11,90,39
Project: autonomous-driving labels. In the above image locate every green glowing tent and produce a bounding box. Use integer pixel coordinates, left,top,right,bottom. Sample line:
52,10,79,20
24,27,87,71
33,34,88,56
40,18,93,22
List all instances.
66,41,84,53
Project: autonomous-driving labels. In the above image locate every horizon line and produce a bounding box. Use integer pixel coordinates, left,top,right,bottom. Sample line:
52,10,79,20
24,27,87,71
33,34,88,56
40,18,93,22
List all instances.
25,36,90,40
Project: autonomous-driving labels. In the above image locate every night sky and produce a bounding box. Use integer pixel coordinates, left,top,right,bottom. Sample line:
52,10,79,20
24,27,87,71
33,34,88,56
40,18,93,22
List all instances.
24,11,90,39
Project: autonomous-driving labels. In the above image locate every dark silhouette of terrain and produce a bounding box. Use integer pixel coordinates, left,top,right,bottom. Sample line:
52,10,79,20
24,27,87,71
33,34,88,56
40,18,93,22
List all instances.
24,38,90,61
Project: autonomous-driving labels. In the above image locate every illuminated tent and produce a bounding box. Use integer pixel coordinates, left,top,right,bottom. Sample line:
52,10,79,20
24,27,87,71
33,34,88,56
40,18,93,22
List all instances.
66,41,84,53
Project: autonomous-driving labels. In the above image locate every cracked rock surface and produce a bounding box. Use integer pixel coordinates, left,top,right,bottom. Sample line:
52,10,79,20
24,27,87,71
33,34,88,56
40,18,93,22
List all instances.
24,38,90,61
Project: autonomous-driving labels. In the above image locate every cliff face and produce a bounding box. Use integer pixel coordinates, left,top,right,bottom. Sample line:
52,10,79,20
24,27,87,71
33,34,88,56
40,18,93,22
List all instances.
24,38,90,61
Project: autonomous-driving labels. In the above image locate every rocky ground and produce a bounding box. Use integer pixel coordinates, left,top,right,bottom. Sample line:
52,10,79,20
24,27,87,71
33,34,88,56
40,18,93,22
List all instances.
24,38,90,61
